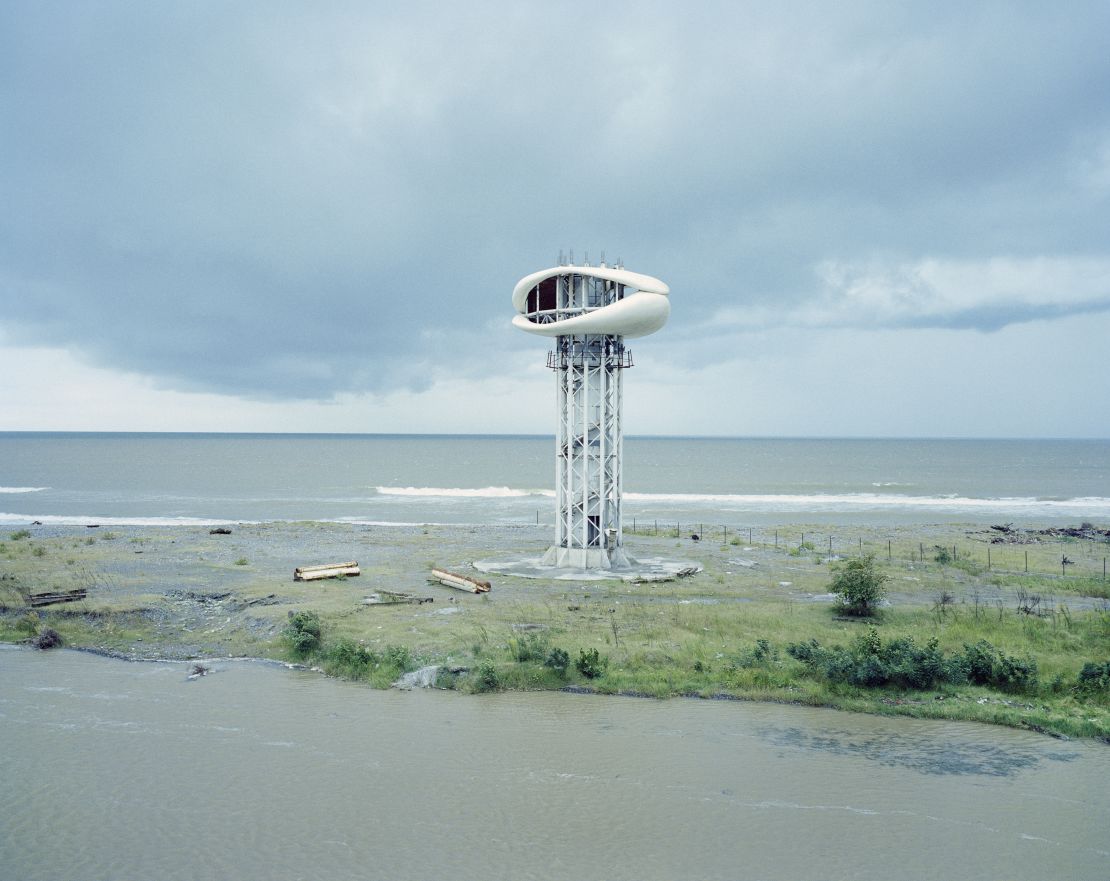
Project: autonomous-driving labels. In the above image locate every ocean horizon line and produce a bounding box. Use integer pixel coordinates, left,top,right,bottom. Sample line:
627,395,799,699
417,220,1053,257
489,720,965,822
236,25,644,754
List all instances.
2,430,1108,442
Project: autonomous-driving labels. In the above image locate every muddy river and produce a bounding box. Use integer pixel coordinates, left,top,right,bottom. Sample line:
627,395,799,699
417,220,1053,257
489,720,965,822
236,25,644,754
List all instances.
2,646,1106,880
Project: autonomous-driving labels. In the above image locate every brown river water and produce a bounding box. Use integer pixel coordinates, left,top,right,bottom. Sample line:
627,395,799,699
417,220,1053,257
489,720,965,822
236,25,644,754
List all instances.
2,646,1107,880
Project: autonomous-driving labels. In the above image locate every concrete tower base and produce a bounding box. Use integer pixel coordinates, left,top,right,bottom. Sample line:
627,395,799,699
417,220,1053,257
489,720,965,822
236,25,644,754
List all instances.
473,553,700,583
541,544,632,570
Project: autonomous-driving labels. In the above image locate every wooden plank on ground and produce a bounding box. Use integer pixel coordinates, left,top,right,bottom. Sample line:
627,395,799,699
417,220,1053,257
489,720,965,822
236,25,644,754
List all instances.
29,588,88,608
429,568,490,593
294,562,360,582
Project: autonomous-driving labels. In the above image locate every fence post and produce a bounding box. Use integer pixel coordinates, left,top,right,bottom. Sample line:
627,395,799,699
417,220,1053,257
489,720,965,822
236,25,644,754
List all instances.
887,539,891,561
828,535,833,556
775,530,778,549
987,546,991,570
749,527,753,545
858,536,862,556
1025,550,1028,573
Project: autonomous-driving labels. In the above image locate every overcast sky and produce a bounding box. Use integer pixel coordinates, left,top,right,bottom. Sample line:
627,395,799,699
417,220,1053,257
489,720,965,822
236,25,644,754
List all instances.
2,2,1108,437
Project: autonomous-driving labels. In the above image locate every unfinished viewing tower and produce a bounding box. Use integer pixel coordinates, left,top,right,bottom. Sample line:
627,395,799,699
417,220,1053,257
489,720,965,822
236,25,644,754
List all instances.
512,254,670,569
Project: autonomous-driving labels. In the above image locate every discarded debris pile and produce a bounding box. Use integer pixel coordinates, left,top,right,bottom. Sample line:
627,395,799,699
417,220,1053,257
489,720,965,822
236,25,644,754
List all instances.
28,588,88,608
986,523,1110,544
631,565,701,584
430,568,491,593
31,628,64,650
363,590,434,606
294,562,360,582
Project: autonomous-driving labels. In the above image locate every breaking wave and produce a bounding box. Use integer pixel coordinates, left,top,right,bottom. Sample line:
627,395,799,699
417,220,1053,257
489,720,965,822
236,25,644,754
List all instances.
369,487,1110,517
622,492,1110,515
0,512,243,527
375,486,554,499
0,486,48,493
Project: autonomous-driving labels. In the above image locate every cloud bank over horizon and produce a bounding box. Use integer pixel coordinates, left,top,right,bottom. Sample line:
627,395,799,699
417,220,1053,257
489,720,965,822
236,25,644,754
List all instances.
2,2,1109,435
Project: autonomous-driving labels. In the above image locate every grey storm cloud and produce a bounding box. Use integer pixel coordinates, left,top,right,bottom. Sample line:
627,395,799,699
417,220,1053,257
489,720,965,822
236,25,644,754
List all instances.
2,1,1109,399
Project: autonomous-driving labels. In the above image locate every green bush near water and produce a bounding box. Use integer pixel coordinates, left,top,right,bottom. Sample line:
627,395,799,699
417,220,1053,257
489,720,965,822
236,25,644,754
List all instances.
576,648,608,679
787,630,1039,693
10,530,31,541
473,660,502,692
544,647,570,678
284,611,323,655
1076,661,1110,694
317,637,415,685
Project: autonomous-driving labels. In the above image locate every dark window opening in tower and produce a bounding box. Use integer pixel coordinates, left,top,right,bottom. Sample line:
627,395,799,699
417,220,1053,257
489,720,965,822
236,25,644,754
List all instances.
527,277,558,321
587,515,601,547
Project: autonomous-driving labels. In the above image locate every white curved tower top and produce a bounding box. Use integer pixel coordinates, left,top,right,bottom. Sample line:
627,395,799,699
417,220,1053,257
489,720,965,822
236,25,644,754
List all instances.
512,263,670,339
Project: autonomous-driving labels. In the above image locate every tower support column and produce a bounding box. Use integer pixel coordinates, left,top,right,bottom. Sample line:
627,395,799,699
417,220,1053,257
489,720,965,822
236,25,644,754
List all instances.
543,334,630,569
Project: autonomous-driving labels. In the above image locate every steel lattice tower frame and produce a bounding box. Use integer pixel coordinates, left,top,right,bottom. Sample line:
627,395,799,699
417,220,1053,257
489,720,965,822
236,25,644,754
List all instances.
512,258,669,569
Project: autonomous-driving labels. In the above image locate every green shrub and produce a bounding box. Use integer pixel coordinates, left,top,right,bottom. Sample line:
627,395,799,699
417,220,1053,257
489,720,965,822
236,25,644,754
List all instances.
32,546,46,557
543,647,570,677
955,640,997,685
732,639,779,668
15,612,40,636
786,631,1037,693
1076,661,1110,693
830,556,887,616
575,647,608,680
994,653,1038,692
473,660,501,692
324,637,377,670
284,610,323,655
234,557,249,566
9,530,31,541
384,644,412,671
933,546,952,565
508,631,549,663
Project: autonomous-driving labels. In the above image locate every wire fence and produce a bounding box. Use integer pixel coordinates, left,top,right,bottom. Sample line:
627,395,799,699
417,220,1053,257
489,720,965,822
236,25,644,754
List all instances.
621,518,1110,584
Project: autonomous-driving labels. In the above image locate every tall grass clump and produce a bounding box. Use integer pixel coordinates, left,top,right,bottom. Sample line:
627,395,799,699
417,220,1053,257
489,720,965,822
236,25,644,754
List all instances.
508,631,549,663
317,638,415,686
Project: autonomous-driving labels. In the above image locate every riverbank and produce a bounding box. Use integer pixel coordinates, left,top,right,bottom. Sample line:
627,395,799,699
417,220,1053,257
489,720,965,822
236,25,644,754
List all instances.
2,520,1108,739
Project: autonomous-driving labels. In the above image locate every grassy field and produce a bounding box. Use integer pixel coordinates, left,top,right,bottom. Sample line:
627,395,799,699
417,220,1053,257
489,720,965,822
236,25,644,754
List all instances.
2,520,1108,739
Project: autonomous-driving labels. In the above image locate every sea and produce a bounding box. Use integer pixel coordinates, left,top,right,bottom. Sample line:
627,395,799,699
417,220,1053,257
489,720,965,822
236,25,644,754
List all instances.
2,433,1108,528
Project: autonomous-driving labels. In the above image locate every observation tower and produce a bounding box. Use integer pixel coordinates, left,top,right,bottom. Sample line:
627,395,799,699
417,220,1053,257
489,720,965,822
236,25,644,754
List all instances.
512,254,670,569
